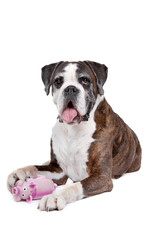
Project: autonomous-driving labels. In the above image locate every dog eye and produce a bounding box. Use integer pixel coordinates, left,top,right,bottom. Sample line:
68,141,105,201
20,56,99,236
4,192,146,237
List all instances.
54,77,64,88
23,187,27,191
79,77,90,86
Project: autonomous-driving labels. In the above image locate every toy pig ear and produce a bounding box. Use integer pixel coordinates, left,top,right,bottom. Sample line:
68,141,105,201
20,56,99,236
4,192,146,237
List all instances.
26,196,32,203
29,182,35,188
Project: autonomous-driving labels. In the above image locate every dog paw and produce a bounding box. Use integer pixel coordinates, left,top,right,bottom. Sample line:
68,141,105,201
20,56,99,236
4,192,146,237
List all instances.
38,182,83,211
38,192,67,211
7,166,38,192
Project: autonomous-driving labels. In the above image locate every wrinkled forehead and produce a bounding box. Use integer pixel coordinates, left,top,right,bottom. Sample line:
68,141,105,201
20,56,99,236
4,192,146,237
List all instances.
54,62,93,81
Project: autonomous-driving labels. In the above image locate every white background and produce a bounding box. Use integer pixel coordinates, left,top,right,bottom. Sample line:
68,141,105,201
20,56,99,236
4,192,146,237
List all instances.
0,0,159,239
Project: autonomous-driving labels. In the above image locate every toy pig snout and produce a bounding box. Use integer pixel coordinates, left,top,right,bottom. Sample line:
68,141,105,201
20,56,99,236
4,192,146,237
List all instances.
12,187,20,196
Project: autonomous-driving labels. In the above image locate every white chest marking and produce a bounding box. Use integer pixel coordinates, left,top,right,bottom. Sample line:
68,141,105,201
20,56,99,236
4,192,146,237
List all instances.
51,95,104,182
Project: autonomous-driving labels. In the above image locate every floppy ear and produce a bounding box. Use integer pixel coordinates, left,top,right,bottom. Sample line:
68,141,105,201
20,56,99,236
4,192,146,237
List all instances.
26,195,32,203
41,61,63,95
84,61,108,95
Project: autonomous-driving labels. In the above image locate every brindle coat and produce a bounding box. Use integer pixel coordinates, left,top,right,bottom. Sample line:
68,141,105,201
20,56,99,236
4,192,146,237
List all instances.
8,61,142,205
35,98,141,198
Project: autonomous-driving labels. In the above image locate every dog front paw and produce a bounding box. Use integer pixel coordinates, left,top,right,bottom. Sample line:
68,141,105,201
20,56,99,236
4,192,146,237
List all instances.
38,192,67,211
7,165,38,192
38,182,83,211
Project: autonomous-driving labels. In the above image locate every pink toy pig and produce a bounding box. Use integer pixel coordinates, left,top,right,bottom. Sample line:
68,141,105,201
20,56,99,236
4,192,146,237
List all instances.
12,175,57,202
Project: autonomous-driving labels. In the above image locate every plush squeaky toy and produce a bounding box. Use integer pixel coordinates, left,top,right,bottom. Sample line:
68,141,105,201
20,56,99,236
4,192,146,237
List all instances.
12,175,57,202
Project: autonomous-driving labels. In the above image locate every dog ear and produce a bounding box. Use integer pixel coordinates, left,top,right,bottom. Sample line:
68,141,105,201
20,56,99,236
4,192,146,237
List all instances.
84,61,108,95
41,61,63,95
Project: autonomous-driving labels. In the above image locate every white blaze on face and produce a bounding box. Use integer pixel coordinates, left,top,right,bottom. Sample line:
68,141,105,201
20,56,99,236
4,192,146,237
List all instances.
53,63,87,117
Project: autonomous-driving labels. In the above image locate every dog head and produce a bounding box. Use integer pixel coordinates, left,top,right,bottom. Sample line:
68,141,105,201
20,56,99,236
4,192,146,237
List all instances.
41,61,108,124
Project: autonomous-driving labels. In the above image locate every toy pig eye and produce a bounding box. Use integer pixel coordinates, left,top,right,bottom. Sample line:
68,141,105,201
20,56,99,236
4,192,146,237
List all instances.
22,193,25,197
23,187,27,191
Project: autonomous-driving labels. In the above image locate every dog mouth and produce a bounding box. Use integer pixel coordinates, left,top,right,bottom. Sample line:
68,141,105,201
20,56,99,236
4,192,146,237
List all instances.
58,101,83,124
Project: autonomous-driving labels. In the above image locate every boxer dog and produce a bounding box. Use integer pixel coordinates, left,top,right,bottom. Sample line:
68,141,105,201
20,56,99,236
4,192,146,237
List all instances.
7,61,142,211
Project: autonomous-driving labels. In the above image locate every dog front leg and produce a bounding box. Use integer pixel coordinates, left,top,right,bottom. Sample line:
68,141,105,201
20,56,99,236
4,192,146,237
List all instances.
38,168,113,211
7,162,67,192
35,162,68,185
81,171,113,198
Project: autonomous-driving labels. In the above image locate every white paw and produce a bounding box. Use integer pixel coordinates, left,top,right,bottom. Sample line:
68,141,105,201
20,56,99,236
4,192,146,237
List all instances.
38,182,84,211
7,166,38,192
38,192,67,211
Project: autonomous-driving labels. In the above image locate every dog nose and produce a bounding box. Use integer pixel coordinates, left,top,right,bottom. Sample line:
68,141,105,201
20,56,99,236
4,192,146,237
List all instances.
64,85,79,95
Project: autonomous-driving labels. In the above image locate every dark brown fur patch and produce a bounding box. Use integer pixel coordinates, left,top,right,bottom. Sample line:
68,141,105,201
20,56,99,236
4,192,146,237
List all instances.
81,98,141,197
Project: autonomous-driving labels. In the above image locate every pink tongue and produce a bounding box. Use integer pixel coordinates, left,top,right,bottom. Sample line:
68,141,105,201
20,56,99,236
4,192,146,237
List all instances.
62,108,78,123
